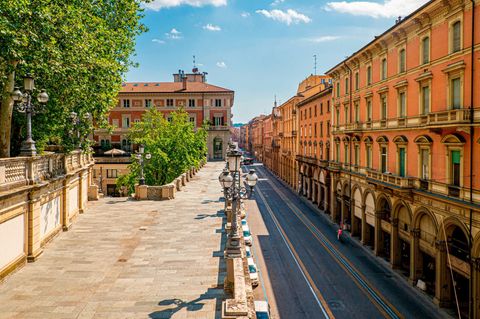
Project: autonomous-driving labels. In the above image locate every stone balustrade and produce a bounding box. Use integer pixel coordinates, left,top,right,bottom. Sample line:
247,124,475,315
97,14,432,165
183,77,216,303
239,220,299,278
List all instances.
0,151,95,281
134,161,205,201
366,169,415,188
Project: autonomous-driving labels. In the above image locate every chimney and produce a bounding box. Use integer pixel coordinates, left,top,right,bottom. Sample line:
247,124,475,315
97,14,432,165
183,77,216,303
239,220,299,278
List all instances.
182,71,187,90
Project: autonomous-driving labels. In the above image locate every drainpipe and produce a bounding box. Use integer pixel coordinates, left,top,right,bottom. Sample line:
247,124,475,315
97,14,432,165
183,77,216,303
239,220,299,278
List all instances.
344,61,353,231
469,1,475,318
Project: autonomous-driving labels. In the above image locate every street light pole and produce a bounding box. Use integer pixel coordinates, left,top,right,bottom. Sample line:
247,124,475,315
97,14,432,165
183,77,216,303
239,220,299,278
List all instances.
136,144,151,185
11,74,49,156
219,146,258,258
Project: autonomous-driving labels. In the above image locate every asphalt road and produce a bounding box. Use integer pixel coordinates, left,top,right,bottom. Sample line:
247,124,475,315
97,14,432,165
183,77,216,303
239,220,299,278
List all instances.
244,163,451,319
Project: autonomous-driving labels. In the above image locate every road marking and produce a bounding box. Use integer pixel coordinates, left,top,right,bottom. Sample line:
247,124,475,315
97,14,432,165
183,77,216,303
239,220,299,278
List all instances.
256,187,334,319
257,166,403,319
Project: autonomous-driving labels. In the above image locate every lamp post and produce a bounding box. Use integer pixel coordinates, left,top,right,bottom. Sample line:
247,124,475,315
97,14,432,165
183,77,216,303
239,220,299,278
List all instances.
70,111,92,149
245,169,259,197
219,146,256,258
136,144,151,185
11,74,49,156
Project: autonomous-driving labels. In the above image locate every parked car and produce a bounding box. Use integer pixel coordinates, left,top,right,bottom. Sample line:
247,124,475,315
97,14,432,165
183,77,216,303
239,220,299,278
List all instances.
241,219,248,227
246,246,252,258
254,301,271,319
242,157,254,165
247,257,259,287
242,225,253,246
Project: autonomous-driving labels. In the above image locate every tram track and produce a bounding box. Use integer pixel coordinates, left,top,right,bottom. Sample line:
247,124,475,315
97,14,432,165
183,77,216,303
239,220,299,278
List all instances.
255,165,403,319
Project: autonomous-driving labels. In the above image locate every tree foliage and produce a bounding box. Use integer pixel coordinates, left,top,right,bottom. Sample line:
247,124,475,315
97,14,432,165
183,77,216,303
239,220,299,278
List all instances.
0,0,148,157
123,109,207,190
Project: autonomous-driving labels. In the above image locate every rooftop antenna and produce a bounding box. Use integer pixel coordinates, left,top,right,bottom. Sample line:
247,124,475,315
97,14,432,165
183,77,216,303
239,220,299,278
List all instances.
192,55,199,73
313,54,317,75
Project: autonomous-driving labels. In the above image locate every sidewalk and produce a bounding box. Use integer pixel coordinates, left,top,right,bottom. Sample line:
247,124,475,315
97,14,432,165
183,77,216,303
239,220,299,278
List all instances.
0,162,227,319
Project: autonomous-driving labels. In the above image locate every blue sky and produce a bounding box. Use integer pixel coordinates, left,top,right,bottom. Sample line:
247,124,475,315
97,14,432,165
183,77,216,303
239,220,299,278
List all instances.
126,0,429,123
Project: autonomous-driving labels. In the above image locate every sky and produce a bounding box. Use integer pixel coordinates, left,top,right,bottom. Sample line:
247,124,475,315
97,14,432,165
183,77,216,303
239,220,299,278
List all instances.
126,0,429,123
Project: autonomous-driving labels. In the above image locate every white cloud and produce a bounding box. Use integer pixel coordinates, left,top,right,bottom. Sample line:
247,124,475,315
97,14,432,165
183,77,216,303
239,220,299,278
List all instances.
240,12,250,18
325,0,428,18
165,28,182,39
216,61,227,68
145,0,227,10
270,0,285,6
152,39,166,44
203,24,221,31
256,9,311,25
306,35,341,43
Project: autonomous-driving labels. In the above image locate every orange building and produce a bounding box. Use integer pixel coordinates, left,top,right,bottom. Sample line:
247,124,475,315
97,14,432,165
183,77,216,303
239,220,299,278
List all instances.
262,115,273,169
95,69,234,161
326,0,480,315
297,86,333,213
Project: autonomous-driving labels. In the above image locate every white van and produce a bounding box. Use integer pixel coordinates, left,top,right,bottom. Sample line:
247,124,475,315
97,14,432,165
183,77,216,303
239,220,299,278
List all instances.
247,257,259,287
242,225,252,246
254,300,270,319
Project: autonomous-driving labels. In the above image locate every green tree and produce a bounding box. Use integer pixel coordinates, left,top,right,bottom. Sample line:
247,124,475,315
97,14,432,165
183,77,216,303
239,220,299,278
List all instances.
0,0,148,157
124,108,207,188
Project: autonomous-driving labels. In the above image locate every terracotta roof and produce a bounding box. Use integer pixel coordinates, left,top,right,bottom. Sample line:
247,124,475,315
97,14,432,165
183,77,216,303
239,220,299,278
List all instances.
120,82,233,93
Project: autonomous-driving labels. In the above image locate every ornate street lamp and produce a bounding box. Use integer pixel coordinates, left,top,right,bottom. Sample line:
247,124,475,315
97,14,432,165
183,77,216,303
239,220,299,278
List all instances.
12,74,49,156
245,169,259,196
136,144,151,185
220,145,257,259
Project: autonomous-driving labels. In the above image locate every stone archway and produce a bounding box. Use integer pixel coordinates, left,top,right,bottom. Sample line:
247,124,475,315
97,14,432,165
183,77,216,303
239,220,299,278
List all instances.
213,136,223,160
351,186,362,238
411,207,438,296
341,182,351,231
436,218,470,318
375,195,392,261
334,180,342,224
363,190,376,249
392,201,412,276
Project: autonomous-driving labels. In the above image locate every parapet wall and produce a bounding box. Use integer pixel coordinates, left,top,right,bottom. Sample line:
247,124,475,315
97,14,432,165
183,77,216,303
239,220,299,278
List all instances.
0,151,95,281
134,161,205,201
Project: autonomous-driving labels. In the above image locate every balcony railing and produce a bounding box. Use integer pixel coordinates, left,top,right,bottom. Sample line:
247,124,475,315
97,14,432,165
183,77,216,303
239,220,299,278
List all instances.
208,125,229,131
366,170,415,188
331,108,478,133
0,151,92,192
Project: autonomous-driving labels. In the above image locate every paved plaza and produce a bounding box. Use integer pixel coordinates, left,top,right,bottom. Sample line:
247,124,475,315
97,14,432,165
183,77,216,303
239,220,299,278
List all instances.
0,162,227,319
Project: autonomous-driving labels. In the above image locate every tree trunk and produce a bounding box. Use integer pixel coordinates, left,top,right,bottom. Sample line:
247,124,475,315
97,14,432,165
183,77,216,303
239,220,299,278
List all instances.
0,61,18,158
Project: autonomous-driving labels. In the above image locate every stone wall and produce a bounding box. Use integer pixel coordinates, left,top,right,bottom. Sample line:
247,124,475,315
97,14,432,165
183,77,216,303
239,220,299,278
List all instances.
0,151,95,281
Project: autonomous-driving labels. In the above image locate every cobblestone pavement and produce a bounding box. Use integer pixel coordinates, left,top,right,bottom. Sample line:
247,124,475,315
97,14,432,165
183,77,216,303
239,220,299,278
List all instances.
0,162,227,319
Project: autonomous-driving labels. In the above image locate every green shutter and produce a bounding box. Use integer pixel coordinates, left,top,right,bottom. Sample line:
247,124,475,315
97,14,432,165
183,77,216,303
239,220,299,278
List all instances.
451,150,460,164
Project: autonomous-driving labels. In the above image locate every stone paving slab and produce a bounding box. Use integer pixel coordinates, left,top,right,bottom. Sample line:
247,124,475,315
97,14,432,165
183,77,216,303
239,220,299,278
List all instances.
0,162,227,319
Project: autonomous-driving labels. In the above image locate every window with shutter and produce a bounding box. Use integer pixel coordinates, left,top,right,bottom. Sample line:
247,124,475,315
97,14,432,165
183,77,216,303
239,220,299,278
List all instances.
451,78,461,109
422,37,430,64
452,21,461,53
